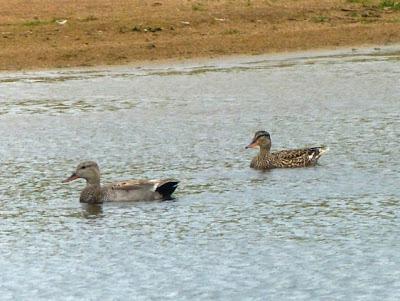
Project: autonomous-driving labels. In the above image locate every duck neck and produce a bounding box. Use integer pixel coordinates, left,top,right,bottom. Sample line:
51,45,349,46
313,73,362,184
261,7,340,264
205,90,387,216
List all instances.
81,180,103,204
259,145,271,157
86,177,101,187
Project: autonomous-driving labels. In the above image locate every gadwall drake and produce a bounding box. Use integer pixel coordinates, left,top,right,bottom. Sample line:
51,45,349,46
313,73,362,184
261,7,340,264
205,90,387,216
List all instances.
62,161,179,204
245,131,328,170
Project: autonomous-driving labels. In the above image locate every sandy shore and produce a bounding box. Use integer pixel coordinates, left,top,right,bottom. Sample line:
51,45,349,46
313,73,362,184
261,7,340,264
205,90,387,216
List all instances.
1,0,400,71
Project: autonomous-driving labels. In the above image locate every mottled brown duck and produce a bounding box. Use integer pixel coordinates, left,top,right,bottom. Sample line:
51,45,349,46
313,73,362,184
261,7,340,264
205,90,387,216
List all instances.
62,161,179,204
245,131,328,170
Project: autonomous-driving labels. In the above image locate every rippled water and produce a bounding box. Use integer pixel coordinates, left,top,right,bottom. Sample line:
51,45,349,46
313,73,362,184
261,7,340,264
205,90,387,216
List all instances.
1,46,400,300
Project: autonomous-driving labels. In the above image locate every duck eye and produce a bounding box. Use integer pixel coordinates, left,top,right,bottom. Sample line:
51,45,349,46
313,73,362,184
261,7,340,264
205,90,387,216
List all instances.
81,166,86,169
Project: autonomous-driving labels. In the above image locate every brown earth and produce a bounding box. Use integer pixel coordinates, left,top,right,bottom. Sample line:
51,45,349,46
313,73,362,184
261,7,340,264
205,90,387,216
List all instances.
0,0,400,71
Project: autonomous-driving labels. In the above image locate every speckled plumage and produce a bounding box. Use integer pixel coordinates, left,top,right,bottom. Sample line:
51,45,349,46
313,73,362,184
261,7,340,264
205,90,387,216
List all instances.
79,185,105,204
246,131,328,170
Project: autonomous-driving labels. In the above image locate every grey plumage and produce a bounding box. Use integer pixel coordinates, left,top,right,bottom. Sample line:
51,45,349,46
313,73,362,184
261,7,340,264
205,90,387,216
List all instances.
63,161,179,203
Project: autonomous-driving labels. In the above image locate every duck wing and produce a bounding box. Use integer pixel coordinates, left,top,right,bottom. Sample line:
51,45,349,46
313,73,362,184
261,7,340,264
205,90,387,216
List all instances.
272,146,328,167
104,179,179,201
108,179,161,191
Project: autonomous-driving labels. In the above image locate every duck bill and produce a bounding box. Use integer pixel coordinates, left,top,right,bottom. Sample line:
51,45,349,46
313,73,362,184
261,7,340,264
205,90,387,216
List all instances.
245,142,258,149
62,173,79,183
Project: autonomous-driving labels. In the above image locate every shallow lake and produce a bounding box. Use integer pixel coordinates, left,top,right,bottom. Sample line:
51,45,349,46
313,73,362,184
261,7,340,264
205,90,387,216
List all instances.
0,47,399,300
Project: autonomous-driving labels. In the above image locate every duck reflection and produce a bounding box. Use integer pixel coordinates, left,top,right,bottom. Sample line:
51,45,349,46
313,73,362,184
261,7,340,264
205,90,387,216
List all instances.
81,203,103,218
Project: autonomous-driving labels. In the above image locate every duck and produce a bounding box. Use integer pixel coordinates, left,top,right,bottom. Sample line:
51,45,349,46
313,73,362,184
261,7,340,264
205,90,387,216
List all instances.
245,130,328,170
62,161,179,204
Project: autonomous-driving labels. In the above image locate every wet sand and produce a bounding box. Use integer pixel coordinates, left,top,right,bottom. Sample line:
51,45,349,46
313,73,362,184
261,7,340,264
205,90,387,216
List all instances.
1,0,400,71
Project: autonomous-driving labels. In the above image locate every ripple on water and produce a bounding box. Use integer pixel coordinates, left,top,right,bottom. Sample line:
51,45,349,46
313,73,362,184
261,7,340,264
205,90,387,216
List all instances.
0,47,400,300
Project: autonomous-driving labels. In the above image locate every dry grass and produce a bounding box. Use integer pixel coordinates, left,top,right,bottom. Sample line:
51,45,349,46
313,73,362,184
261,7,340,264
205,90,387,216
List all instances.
0,0,400,70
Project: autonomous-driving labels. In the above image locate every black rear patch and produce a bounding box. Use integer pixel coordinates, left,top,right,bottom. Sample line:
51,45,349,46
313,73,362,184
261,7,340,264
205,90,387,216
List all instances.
156,181,179,199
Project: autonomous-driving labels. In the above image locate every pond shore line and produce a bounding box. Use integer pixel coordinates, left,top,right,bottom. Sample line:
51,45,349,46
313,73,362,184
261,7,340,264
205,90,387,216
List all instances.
1,0,400,71
1,44,399,76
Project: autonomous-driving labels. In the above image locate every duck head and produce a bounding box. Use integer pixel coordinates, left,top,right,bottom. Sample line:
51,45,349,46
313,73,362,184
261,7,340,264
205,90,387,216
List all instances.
62,161,101,185
245,130,272,151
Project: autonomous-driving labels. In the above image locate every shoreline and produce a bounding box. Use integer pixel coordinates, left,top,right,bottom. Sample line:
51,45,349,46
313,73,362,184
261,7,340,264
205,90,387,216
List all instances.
0,44,398,75
1,0,400,71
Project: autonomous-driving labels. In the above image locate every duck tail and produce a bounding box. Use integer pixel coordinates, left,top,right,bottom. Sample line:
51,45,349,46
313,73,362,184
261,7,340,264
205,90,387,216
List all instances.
156,180,179,199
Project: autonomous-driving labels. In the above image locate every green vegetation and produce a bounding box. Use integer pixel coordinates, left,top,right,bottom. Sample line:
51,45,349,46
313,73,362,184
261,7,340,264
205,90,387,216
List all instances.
192,3,206,11
80,15,98,22
379,0,400,10
311,15,329,23
134,25,162,32
347,0,400,10
346,0,372,4
22,19,52,26
222,29,240,35
61,52,78,59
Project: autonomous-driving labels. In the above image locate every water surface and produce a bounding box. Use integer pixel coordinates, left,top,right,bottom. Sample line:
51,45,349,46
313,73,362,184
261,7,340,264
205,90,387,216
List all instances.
0,46,399,300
